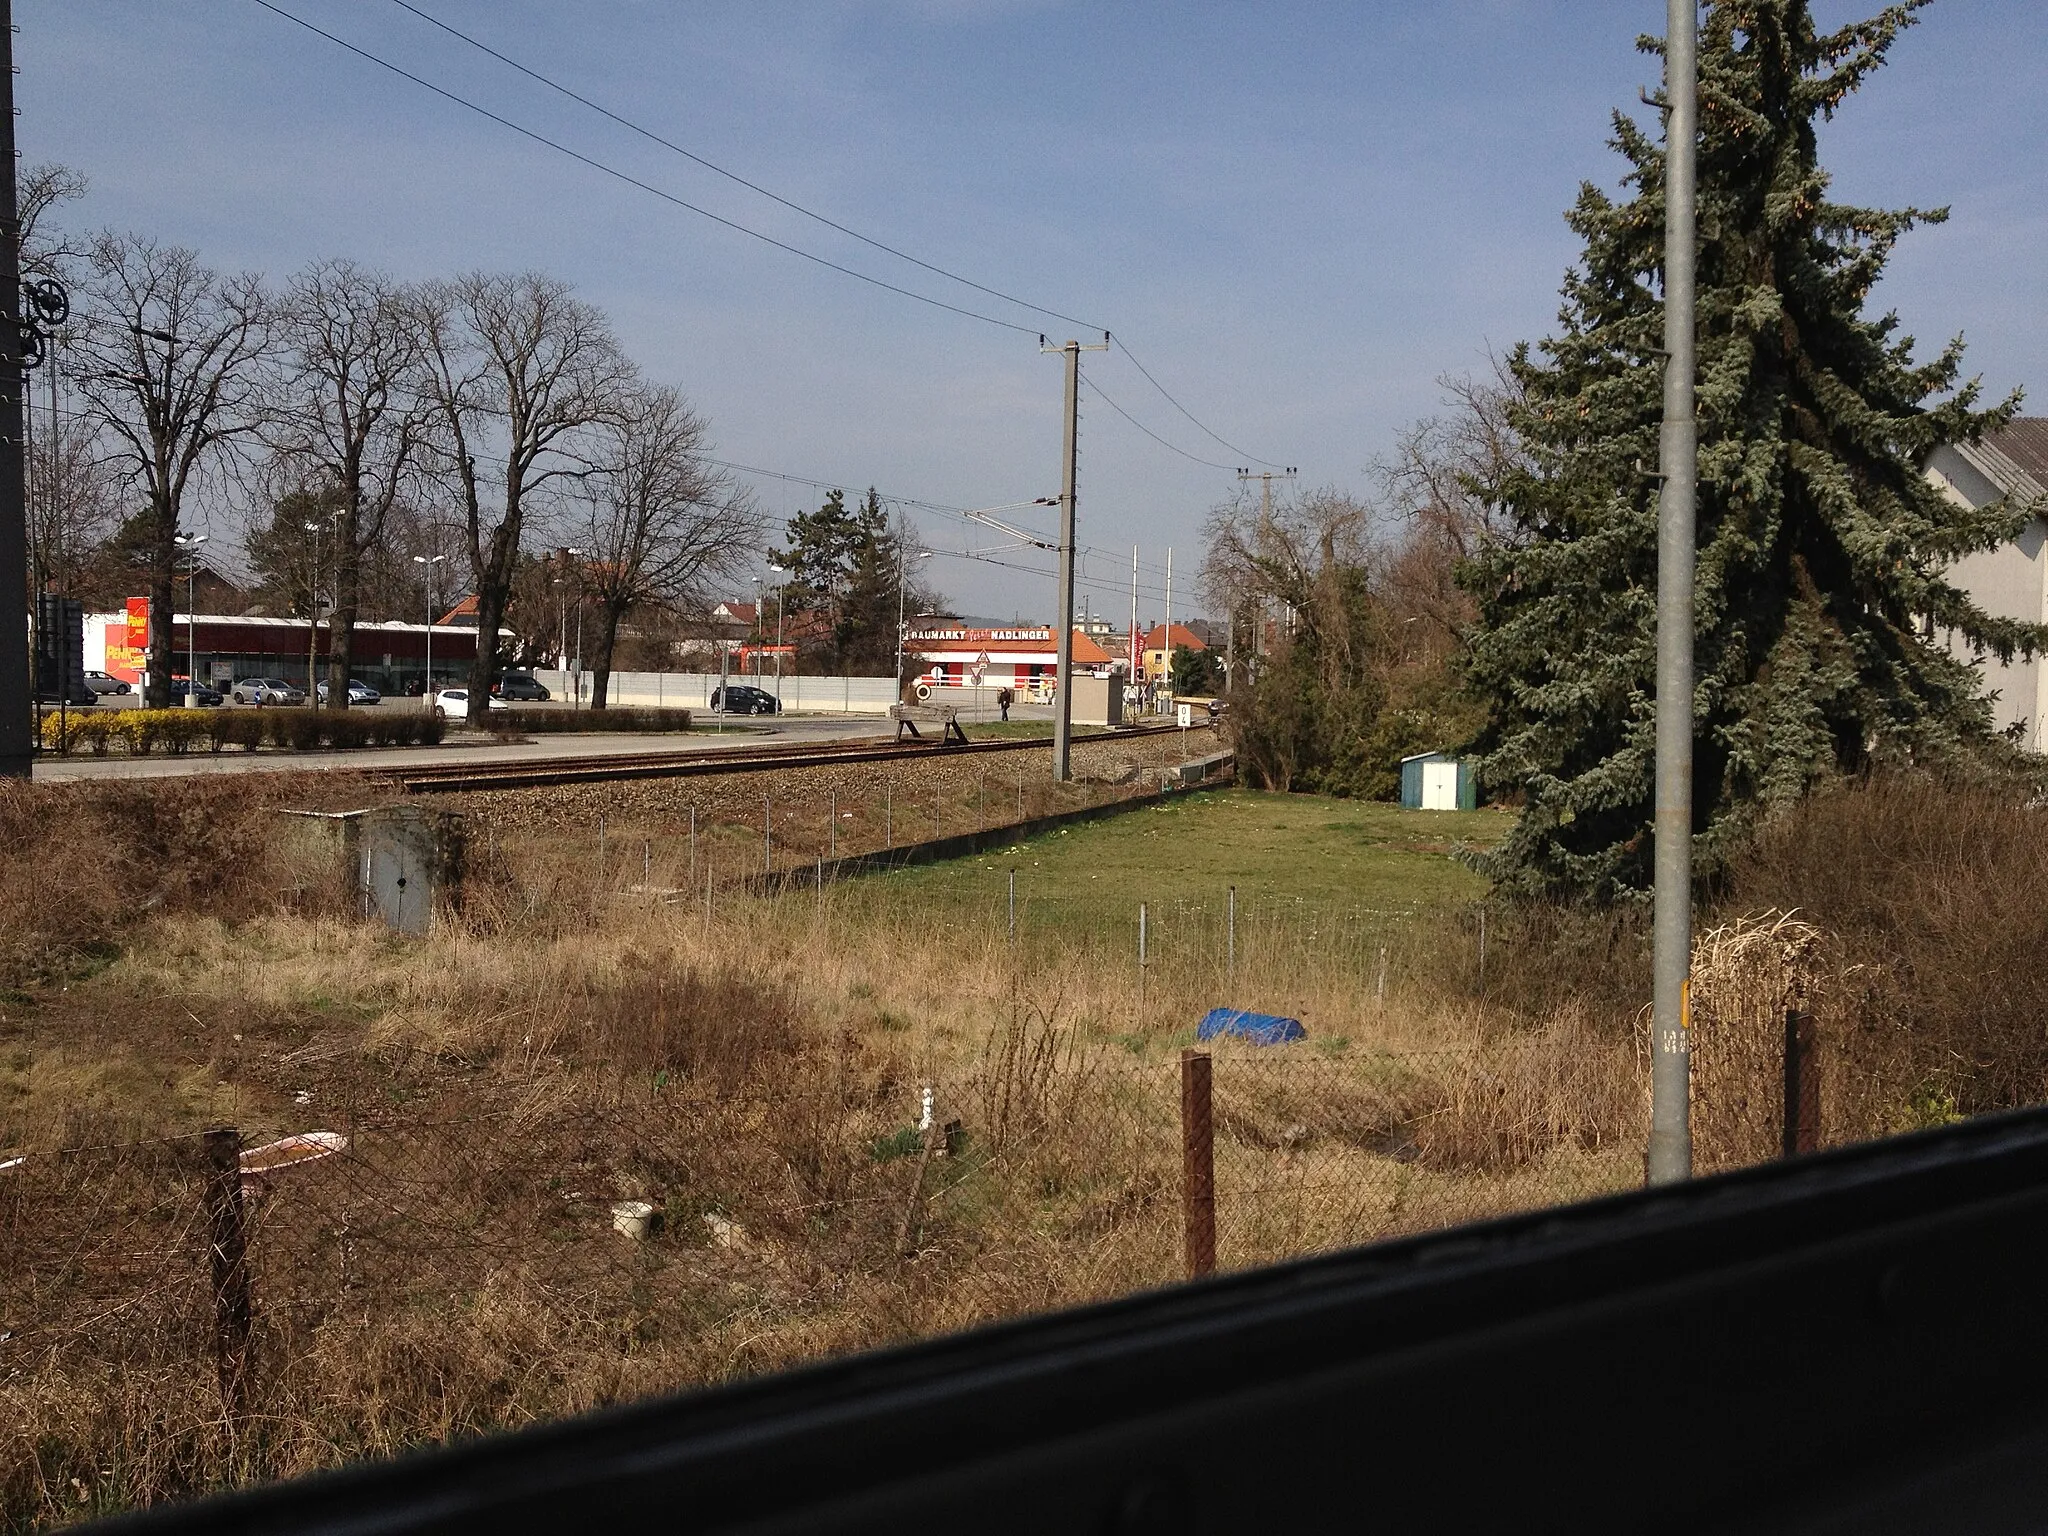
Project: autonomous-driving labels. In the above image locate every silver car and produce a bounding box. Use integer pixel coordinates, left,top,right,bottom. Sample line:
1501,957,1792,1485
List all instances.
232,677,307,706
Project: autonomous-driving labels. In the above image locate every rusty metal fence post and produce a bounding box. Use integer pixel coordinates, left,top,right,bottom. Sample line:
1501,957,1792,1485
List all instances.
200,1126,253,1421
1783,1009,1819,1157
1181,1049,1215,1278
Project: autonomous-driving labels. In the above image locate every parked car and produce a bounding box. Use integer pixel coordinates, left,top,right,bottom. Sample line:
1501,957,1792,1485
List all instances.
232,677,306,706
709,683,782,715
35,679,97,706
316,678,382,706
84,670,132,697
492,671,551,701
170,677,226,707
432,687,506,721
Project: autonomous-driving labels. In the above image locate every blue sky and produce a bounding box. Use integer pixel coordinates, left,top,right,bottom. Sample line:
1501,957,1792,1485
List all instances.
20,1,2045,621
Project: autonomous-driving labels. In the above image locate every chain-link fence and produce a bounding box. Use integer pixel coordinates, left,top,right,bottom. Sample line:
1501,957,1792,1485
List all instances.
16,994,1861,1527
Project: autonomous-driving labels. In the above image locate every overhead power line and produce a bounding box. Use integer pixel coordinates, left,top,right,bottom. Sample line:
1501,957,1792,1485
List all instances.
1079,366,1235,471
257,0,1290,473
1110,334,1289,471
248,0,1040,335
385,0,1106,337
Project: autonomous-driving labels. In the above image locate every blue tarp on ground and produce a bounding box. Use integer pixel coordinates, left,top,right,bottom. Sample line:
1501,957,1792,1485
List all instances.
1196,1007,1306,1046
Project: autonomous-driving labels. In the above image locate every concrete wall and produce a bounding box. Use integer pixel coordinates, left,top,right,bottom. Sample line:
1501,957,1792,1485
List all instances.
533,670,901,714
1926,451,2048,752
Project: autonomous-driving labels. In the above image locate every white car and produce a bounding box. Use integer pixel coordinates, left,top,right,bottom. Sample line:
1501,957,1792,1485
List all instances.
432,687,505,720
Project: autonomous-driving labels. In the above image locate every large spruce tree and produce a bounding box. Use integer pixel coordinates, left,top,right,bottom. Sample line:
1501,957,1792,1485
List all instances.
1462,0,2043,902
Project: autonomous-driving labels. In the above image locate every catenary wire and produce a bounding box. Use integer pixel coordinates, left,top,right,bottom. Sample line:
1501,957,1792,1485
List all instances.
384,0,1107,337
247,0,1041,336
1078,366,1236,471
1109,333,1289,471
261,0,1288,469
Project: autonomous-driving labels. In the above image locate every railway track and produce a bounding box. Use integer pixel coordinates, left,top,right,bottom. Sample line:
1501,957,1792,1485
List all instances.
381,721,1213,793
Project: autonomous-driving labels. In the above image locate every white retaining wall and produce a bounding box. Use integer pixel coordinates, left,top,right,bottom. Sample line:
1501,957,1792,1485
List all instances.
532,670,901,714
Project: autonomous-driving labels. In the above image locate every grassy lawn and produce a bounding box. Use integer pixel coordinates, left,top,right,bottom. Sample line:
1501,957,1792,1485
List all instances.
862,787,1506,918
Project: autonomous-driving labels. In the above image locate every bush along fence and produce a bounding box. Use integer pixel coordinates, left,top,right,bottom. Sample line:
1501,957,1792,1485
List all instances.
482,706,693,736
38,709,447,756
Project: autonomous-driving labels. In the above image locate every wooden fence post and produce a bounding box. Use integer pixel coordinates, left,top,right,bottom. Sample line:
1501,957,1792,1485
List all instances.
1783,1009,1819,1157
1182,1049,1215,1279
200,1126,253,1421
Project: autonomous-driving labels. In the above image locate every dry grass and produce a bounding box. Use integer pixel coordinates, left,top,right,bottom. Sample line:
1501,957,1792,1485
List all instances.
21,755,1958,1529
1721,773,2048,1129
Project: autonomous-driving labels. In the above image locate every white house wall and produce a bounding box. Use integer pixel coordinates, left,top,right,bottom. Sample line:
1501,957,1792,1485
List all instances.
1926,450,2048,752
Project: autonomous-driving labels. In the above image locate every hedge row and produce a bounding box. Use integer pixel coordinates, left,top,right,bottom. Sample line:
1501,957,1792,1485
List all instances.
482,706,692,735
39,709,447,756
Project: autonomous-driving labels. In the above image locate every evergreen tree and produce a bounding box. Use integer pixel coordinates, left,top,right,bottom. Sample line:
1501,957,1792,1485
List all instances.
773,487,936,672
835,489,905,674
775,488,859,615
1462,0,2044,903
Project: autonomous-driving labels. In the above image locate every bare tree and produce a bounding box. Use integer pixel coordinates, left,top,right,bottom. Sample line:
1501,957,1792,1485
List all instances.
567,383,758,708
1373,362,1526,665
416,272,632,709
72,235,270,707
27,410,121,598
270,259,432,706
19,162,89,281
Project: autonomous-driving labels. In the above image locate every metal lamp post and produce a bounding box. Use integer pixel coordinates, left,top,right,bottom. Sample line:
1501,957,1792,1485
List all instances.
766,563,788,705
173,531,206,705
750,576,763,683
413,553,446,707
1649,0,1700,1186
894,546,932,699
302,517,324,705
555,547,585,706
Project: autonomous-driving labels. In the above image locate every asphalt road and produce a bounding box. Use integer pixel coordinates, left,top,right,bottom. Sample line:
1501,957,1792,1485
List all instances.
30,710,899,782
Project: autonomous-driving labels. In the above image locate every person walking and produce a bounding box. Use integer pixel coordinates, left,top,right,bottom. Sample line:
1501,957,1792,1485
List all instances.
997,685,1013,722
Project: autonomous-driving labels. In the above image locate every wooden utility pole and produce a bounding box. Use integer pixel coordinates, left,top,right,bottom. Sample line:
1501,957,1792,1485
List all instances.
201,1127,254,1420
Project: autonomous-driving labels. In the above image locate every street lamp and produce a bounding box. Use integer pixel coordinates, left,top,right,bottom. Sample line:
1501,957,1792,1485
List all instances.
413,554,447,707
894,547,933,700
301,514,340,705
173,532,207,706
765,562,788,704
555,547,585,706
750,575,763,683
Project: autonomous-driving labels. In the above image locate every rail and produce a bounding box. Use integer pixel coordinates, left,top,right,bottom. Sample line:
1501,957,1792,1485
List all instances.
383,721,1215,794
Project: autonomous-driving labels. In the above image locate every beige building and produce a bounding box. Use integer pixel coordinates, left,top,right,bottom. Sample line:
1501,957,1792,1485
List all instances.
1926,419,2048,752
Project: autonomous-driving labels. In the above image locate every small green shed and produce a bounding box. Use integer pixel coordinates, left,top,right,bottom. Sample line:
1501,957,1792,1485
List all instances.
1399,750,1477,811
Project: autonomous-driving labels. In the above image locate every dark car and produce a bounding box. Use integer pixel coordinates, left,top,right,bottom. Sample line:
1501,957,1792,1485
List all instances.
492,671,552,701
35,680,97,706
709,683,782,716
171,677,226,707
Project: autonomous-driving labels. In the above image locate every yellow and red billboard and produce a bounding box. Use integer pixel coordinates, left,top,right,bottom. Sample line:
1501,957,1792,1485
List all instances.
104,597,148,684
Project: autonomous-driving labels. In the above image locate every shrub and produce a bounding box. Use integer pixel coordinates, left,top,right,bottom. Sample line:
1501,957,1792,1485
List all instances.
321,713,371,750
37,712,89,753
485,706,693,735
278,711,325,751
209,712,266,752
419,713,446,746
116,710,209,756
1722,772,2048,1122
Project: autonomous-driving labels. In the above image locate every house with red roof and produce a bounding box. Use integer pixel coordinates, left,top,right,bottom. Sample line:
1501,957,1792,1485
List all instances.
1139,621,1208,686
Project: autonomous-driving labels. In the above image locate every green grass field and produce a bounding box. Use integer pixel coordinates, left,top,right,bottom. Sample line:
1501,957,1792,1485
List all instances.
863,787,1506,918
